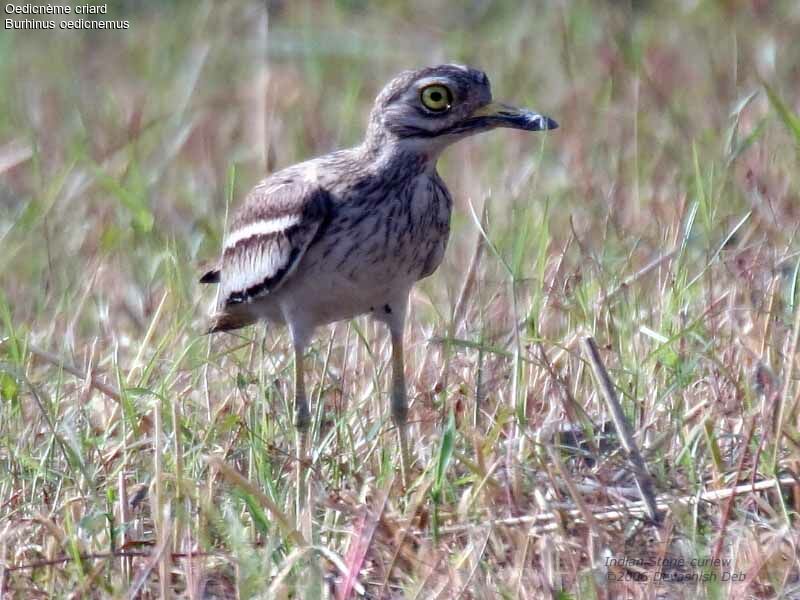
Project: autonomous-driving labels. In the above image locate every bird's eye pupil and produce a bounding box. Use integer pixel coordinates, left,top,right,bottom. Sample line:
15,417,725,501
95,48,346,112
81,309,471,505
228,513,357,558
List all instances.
430,92,442,102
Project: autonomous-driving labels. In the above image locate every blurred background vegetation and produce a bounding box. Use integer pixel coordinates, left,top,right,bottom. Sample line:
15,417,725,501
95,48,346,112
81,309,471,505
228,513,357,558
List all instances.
1,1,800,598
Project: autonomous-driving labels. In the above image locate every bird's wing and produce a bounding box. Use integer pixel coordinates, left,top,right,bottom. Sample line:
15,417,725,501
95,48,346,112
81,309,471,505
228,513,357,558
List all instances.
208,179,331,307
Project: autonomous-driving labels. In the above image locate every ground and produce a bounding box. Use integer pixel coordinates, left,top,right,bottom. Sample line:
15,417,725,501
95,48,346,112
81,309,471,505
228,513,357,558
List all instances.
1,1,800,598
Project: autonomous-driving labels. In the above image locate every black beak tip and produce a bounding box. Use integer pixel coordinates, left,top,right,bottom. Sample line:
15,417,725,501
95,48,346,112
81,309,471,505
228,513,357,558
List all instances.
537,115,559,131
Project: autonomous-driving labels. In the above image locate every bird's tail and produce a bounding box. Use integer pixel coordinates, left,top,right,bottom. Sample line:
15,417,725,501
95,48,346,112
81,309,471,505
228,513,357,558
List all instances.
206,307,257,334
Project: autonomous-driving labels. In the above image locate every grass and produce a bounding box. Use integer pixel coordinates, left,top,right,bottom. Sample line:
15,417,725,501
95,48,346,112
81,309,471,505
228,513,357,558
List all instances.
1,0,800,597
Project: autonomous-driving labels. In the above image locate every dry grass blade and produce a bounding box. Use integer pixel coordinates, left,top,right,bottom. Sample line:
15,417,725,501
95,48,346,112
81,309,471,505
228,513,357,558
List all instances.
0,139,32,174
434,477,795,536
594,249,678,309
774,293,800,467
452,204,488,330
206,455,306,547
153,389,170,600
581,336,660,522
264,546,313,597
338,483,390,600
434,202,488,395
28,345,121,404
125,515,173,600
0,532,7,599
711,415,756,563
117,472,131,586
545,445,601,536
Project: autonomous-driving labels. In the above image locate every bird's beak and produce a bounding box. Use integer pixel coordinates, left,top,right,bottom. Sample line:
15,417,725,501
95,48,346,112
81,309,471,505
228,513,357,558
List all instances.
468,102,558,132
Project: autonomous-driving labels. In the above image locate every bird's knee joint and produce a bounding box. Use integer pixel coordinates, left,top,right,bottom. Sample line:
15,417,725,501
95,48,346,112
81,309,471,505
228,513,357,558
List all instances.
295,404,311,430
392,403,408,425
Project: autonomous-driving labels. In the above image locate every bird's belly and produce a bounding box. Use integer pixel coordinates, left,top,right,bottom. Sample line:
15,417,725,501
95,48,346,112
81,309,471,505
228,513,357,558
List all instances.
278,268,410,325
246,234,441,327
279,235,440,326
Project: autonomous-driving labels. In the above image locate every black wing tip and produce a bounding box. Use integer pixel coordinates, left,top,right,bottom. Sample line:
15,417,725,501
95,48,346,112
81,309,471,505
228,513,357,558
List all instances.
199,269,220,284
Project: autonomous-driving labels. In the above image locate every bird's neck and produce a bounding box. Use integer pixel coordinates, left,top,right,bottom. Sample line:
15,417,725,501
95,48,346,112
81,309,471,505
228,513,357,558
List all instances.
359,131,441,176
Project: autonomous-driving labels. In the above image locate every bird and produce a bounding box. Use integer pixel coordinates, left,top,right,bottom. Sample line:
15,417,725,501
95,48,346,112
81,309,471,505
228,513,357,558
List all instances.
200,64,557,482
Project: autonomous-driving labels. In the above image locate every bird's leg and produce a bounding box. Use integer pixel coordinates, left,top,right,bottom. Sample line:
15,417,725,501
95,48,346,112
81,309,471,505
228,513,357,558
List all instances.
294,343,310,431
388,310,411,488
293,341,311,525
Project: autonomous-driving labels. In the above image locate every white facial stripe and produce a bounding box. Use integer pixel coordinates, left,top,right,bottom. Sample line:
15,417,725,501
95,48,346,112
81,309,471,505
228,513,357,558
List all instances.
224,214,301,249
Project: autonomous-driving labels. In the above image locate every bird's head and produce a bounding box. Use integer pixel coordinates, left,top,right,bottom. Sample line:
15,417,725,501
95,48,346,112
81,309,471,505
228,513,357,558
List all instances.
364,64,557,158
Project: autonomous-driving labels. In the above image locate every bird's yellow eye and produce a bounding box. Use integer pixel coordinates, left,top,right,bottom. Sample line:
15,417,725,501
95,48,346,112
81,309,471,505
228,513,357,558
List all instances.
420,84,452,112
